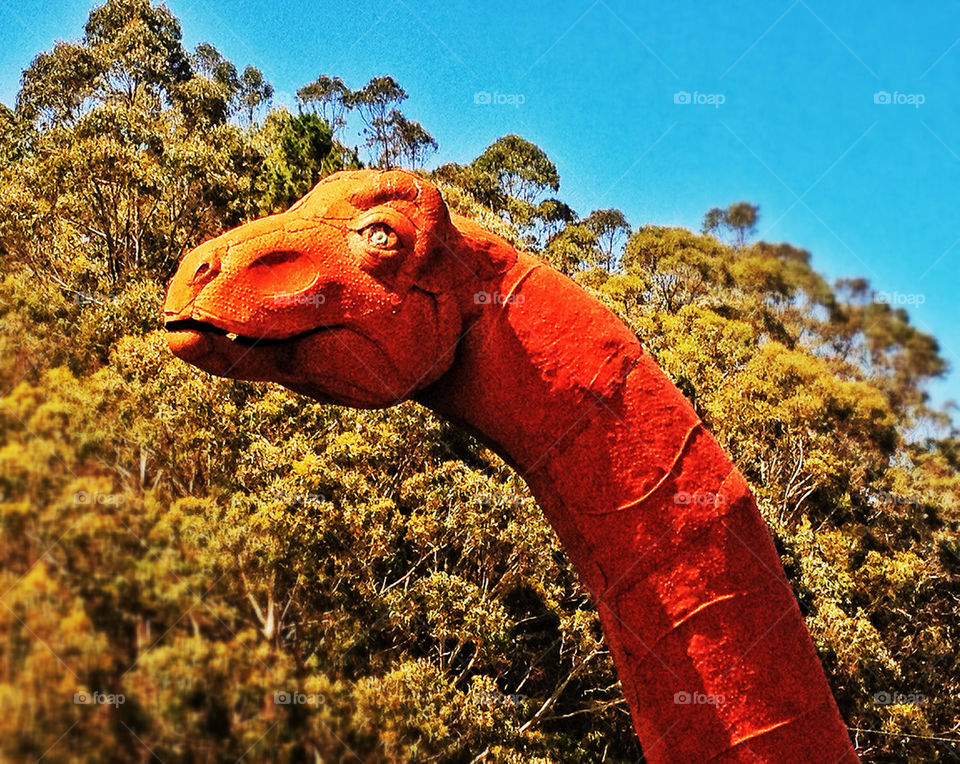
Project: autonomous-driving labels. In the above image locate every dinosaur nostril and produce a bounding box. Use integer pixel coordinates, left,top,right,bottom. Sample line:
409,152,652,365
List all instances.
191,260,219,285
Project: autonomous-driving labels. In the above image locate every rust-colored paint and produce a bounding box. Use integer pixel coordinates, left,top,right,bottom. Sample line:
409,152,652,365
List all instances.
164,169,859,763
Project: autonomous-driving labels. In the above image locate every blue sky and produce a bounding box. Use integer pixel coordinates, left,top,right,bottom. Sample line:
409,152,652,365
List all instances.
3,0,959,416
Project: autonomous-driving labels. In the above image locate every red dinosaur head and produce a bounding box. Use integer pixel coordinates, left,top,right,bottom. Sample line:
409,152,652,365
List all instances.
164,169,513,407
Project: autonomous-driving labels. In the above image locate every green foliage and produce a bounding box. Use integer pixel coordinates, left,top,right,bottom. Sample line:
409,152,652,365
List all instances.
238,65,273,126
584,208,631,271
0,1,958,761
296,74,350,136
345,75,408,168
386,111,438,170
471,134,560,206
435,135,561,235
0,328,638,761
702,201,759,248
172,43,240,127
251,111,337,215
543,221,599,275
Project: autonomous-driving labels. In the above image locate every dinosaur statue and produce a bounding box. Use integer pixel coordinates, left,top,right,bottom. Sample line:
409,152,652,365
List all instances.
164,169,860,763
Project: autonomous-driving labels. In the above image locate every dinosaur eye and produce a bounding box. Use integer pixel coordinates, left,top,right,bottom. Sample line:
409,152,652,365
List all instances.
361,222,399,250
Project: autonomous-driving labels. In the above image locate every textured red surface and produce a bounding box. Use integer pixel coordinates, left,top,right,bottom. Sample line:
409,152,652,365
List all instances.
164,169,859,762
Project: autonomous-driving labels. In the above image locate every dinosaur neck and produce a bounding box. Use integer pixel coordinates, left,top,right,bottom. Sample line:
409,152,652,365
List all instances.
417,251,858,763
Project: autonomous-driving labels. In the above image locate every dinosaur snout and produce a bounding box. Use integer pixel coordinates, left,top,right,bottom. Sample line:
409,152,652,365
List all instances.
164,212,349,348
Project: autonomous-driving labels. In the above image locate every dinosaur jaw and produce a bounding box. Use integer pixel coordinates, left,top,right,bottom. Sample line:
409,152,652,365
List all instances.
164,317,342,380
165,317,342,348
163,316,419,409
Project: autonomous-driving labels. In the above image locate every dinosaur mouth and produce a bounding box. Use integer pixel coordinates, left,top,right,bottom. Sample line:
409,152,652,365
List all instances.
164,317,343,347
